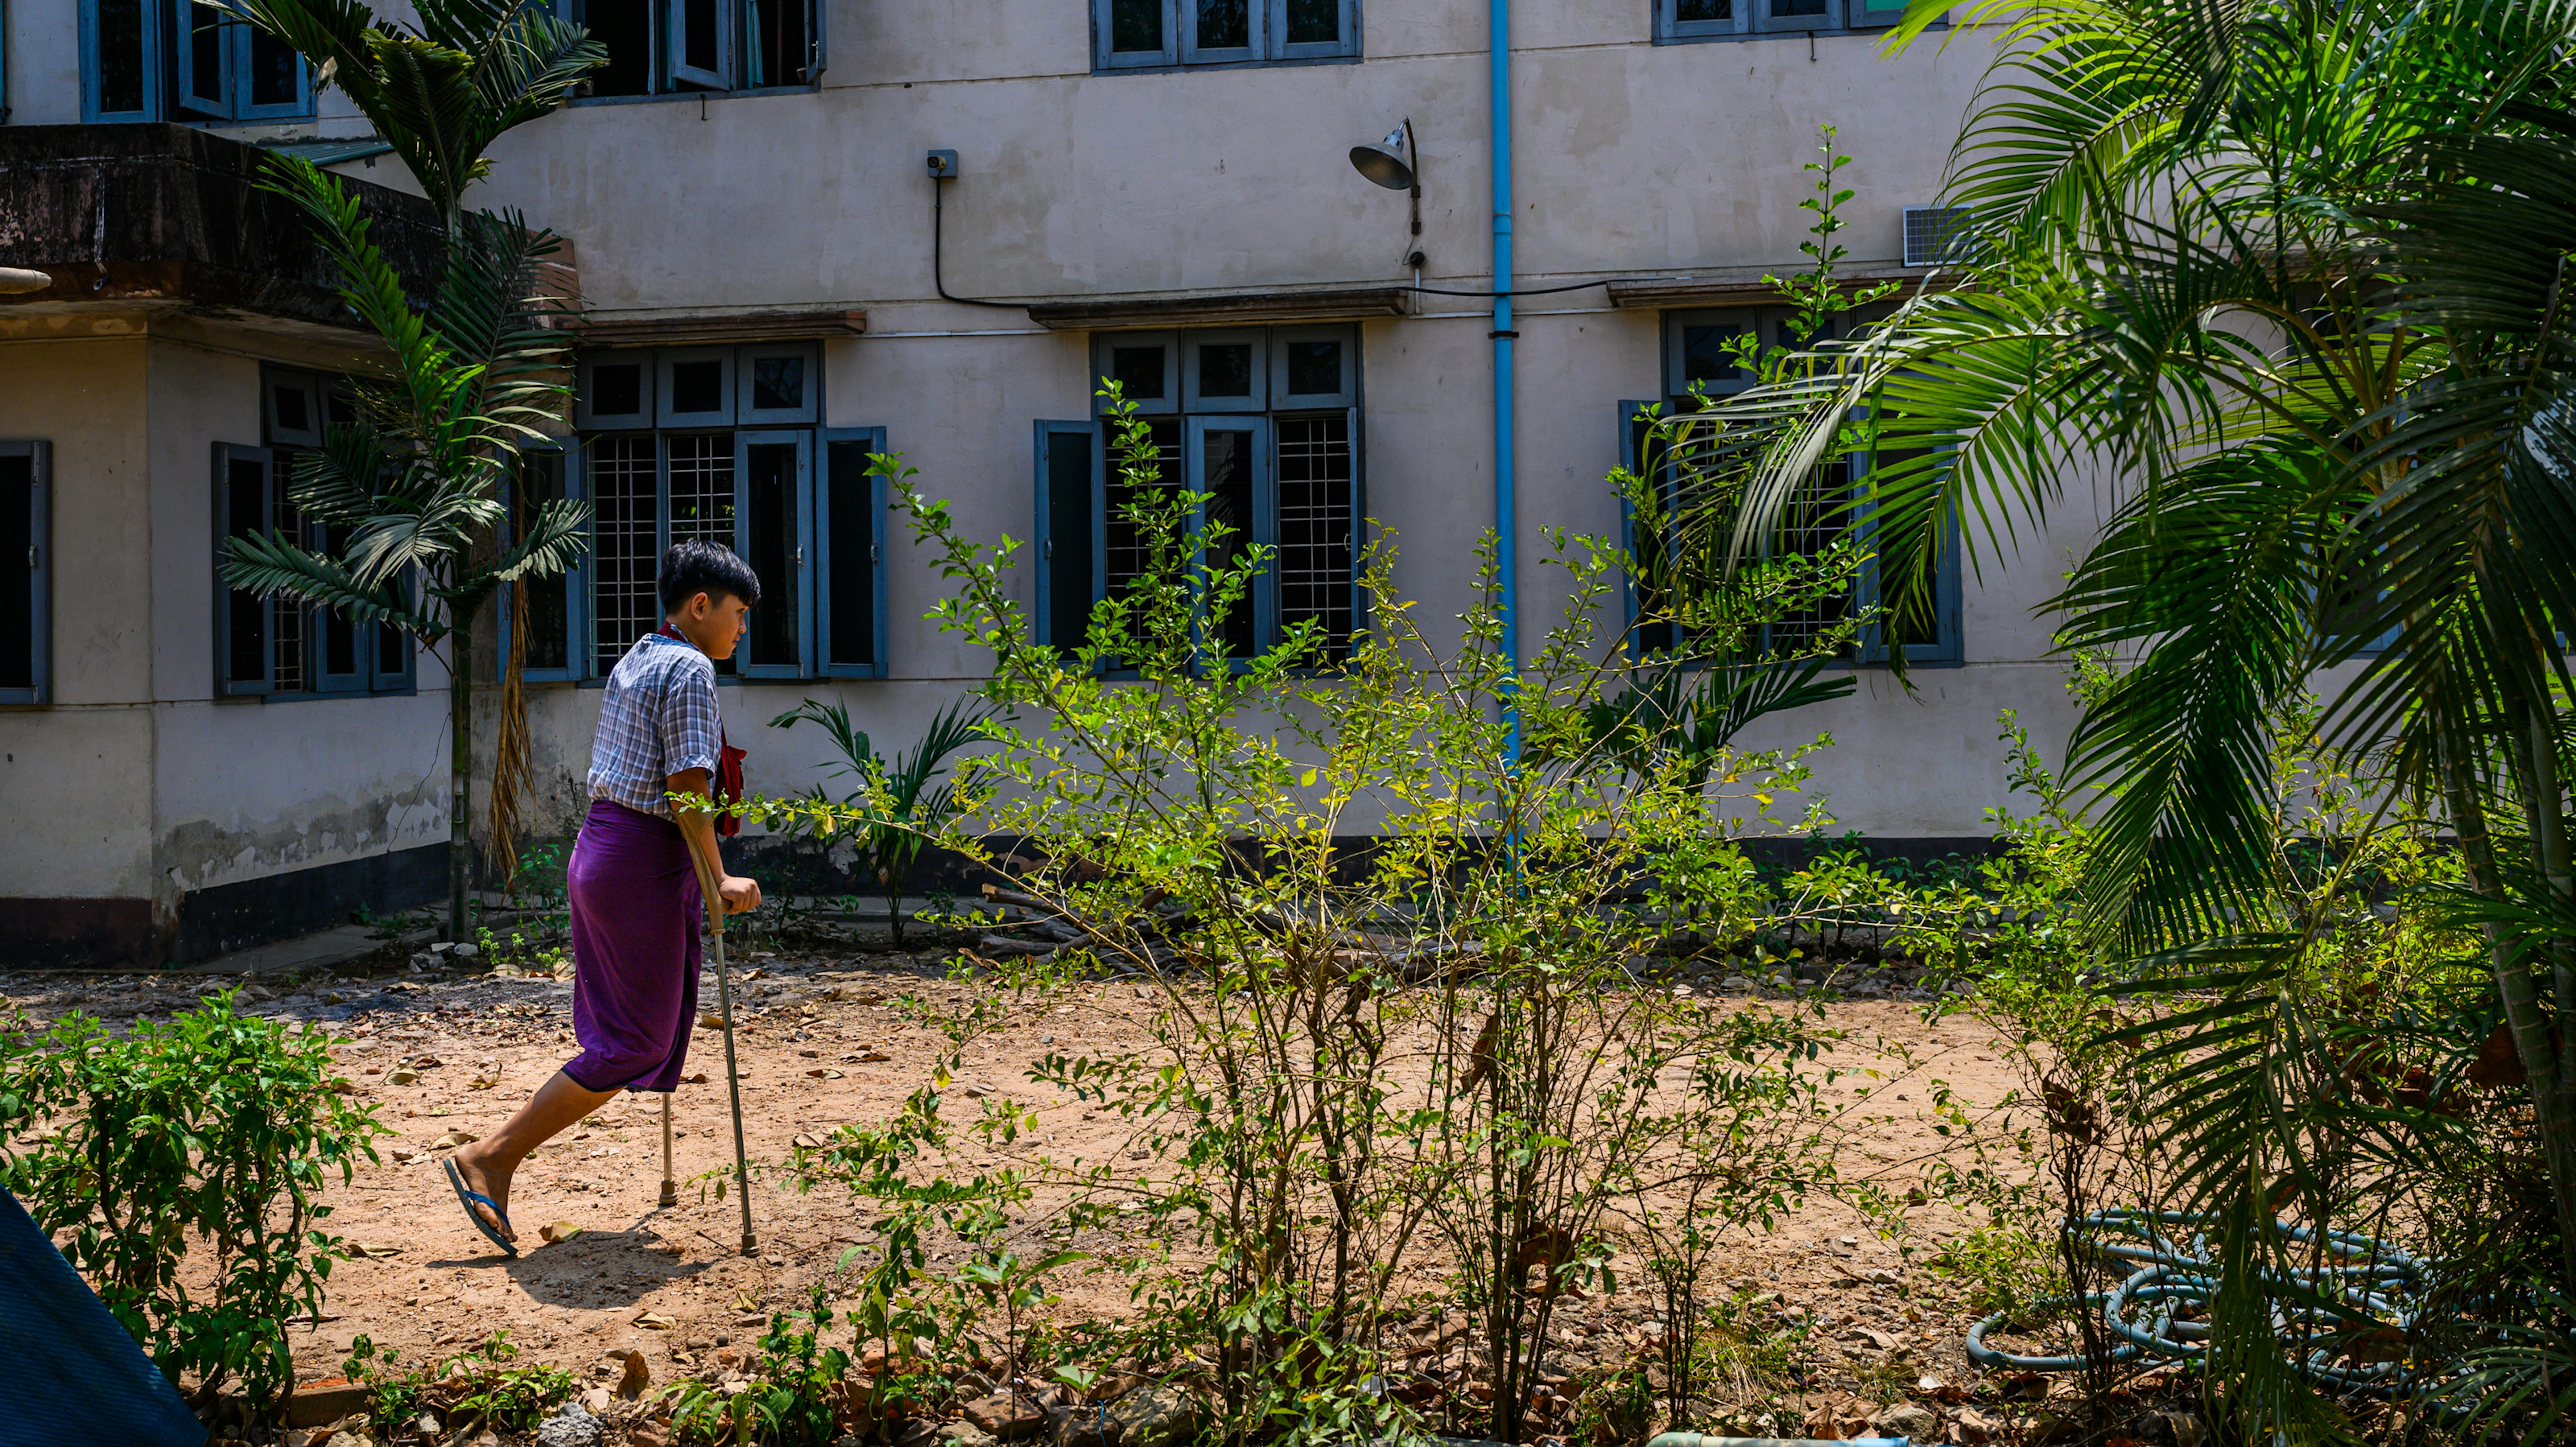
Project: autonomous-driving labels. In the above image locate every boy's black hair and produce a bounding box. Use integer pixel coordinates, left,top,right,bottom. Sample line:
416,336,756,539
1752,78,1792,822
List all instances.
658,539,762,613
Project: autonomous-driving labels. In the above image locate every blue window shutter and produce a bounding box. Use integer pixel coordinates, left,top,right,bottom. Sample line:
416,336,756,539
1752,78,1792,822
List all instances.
308,517,369,695
669,0,732,89
1034,420,1098,652
171,0,236,120
1185,414,1271,666
734,429,813,678
369,573,418,694
1854,436,1963,667
214,443,275,696
0,442,49,706
81,0,164,122
819,427,888,679
233,22,312,120
1658,0,1746,39
1345,403,1367,649
515,440,585,684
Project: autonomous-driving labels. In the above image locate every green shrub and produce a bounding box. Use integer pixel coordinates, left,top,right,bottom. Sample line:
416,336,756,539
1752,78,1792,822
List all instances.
0,990,385,1409
664,1285,853,1446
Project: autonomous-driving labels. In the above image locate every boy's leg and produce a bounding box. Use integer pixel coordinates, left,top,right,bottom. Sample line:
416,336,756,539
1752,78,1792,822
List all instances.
449,1071,619,1243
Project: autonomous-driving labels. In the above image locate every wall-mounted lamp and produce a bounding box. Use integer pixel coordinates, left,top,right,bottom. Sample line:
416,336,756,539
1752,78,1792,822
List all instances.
0,268,50,295
1349,120,1425,270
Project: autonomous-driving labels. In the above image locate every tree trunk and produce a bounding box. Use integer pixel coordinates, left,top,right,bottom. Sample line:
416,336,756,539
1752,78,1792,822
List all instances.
449,621,473,943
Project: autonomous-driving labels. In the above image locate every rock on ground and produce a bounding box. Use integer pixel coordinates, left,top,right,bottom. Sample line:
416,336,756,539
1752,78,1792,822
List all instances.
534,1399,603,1447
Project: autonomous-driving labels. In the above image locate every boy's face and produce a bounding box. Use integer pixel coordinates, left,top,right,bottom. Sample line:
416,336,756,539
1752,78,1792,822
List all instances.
672,590,751,660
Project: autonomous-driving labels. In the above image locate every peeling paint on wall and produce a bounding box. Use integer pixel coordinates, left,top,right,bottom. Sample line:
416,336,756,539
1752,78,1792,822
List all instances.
155,777,446,896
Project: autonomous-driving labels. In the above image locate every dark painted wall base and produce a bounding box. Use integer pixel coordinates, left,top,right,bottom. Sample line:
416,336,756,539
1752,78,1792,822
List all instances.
170,843,447,962
0,843,448,969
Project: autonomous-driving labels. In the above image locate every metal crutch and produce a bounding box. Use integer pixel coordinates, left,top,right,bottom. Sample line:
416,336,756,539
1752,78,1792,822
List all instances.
686,845,758,1256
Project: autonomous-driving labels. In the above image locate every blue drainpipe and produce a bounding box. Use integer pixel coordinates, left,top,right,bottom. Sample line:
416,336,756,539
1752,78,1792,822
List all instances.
1489,0,1518,762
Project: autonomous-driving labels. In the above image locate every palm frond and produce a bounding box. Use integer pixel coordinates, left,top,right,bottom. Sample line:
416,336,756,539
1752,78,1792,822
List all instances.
217,531,442,638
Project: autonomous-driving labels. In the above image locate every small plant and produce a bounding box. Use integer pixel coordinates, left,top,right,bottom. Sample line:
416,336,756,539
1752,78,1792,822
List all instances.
1925,1222,2065,1319
664,1284,853,1446
770,696,996,947
0,991,385,1409
447,1331,578,1433
341,1334,438,1429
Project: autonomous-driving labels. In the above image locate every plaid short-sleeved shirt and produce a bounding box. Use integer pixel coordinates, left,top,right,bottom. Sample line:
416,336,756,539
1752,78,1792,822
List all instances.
587,632,723,818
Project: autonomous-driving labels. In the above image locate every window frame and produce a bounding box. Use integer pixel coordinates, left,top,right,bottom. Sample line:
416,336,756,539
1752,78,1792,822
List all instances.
1052,325,1365,670
508,438,590,685
737,342,821,426
816,426,890,679
669,0,734,91
370,582,418,694
213,441,278,699
569,0,822,100
1186,413,1277,666
732,428,814,679
577,351,657,431
80,0,165,122
1033,419,1103,653
1093,0,1359,70
0,442,52,706
1094,332,1183,416
1656,0,1935,41
1182,329,1270,415
1182,0,1266,65
660,346,738,429
1274,0,1362,59
1618,395,1964,668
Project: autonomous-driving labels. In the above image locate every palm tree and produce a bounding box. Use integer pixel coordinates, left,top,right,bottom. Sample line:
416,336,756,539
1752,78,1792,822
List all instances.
216,0,602,941
1670,0,2576,1431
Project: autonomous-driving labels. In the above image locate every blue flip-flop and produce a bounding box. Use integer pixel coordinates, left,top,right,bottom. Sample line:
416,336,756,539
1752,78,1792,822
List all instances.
443,1157,518,1257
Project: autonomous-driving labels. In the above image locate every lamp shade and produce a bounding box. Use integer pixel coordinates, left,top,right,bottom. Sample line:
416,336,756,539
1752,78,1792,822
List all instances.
1348,125,1414,190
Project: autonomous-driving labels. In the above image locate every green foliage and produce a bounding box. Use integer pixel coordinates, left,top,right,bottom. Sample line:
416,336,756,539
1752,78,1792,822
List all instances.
723,380,1948,1444
663,1285,854,1446
769,695,997,945
341,1329,573,1433
0,992,386,1408
228,0,605,226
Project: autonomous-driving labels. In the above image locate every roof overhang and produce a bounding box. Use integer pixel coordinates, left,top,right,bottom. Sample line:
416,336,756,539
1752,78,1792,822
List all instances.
570,307,869,346
1606,266,1948,310
1026,286,1412,331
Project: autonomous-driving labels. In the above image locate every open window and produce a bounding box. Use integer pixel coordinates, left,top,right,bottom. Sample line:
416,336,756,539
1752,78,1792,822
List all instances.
818,428,889,678
0,442,51,706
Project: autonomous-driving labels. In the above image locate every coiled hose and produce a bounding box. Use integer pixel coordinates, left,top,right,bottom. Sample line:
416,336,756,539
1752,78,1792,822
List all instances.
1963,1210,2429,1399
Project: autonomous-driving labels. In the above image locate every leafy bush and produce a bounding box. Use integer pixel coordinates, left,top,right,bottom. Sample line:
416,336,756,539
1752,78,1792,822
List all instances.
342,1329,574,1433
664,1285,854,1446
0,990,384,1408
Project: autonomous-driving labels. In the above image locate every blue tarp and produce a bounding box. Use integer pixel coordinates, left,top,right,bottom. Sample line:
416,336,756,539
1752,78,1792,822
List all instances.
0,1187,206,1447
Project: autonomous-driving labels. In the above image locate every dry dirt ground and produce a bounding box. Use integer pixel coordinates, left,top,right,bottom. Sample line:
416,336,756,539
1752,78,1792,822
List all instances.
0,936,2049,1444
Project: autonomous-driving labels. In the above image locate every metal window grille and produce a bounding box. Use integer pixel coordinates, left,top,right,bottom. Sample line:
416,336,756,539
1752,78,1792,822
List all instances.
591,434,660,673
668,433,736,546
1103,418,1182,601
1274,413,1352,655
1768,464,1854,654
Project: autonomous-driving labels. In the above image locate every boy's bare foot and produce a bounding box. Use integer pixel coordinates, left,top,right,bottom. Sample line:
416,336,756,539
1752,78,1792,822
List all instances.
448,1143,517,1243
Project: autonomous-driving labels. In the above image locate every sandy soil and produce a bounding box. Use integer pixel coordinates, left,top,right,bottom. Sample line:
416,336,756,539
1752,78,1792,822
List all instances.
0,938,2044,1440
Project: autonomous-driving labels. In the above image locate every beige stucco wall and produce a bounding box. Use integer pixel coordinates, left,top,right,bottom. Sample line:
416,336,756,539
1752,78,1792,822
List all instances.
0,322,450,917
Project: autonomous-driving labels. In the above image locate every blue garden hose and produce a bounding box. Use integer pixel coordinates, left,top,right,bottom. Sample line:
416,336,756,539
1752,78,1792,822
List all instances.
1963,1211,2432,1399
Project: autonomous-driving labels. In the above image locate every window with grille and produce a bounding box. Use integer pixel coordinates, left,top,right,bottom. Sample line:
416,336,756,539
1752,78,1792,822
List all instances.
213,370,417,701
80,0,314,123
1096,0,1361,69
1035,324,1361,666
1623,309,1960,666
554,343,887,682
1657,0,1921,42
570,0,820,99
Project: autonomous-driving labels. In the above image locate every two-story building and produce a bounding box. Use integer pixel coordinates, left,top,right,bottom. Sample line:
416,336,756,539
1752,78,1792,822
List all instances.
0,0,2106,965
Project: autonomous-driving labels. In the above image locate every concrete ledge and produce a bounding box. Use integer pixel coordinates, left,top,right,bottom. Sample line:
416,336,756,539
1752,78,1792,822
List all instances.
1027,286,1412,331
